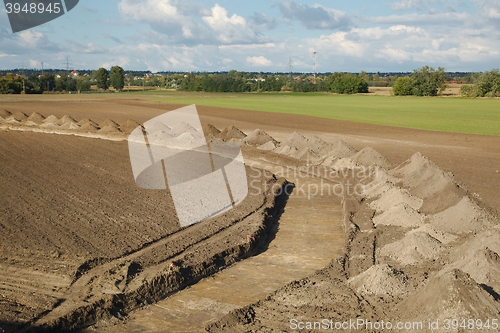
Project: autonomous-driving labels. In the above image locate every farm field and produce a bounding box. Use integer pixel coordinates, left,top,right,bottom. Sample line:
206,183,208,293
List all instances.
146,91,500,136
1,92,500,332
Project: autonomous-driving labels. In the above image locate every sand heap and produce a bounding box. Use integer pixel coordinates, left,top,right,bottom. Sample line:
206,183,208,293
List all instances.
98,119,122,134
351,147,393,169
40,115,60,129
205,124,221,138
57,115,81,130
373,203,424,228
245,129,277,147
119,120,142,134
270,132,356,162
26,112,46,125
219,126,247,142
389,152,464,214
78,118,100,132
348,264,409,297
369,187,423,212
395,269,500,322
378,231,445,265
0,109,12,118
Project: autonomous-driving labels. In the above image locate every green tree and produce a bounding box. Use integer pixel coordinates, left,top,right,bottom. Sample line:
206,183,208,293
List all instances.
475,69,500,97
76,78,92,93
393,77,414,96
110,66,125,91
95,67,109,90
409,66,446,96
329,73,369,94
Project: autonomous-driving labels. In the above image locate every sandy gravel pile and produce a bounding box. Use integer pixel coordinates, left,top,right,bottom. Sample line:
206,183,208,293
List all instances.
27,112,46,124
78,118,100,132
219,126,247,141
0,109,11,118
119,120,142,134
430,196,490,234
373,203,424,228
245,129,277,146
43,115,59,124
205,124,221,137
369,187,423,212
378,231,445,265
348,264,409,297
270,132,356,162
351,146,393,169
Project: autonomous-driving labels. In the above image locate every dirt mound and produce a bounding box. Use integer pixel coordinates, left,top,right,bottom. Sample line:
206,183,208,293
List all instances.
327,137,357,158
119,120,141,134
395,269,500,322
0,109,12,118
373,203,424,228
205,124,221,137
379,231,445,265
283,131,308,148
430,196,489,234
348,264,409,297
369,187,423,212
98,124,122,133
78,118,99,127
409,224,458,244
257,141,277,150
57,115,78,126
10,111,28,121
100,119,120,128
351,147,392,169
43,115,60,124
79,122,100,132
59,122,81,130
27,112,46,124
390,152,454,197
4,116,22,124
245,129,277,146
39,122,60,129
220,126,247,141
444,247,500,294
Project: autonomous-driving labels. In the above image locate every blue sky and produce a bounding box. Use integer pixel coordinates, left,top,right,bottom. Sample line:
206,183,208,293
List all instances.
1,0,499,72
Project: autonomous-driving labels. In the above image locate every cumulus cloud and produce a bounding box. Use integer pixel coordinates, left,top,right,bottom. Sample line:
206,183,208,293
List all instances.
118,0,267,45
246,56,272,67
278,0,351,30
202,4,267,44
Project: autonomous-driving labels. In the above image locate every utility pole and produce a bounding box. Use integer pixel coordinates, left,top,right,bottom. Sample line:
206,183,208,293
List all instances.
41,61,44,76
288,57,293,81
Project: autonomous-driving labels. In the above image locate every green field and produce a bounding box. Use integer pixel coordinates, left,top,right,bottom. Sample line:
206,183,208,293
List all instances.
145,92,500,136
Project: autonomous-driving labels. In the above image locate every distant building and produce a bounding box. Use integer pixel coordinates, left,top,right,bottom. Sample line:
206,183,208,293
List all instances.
70,70,80,77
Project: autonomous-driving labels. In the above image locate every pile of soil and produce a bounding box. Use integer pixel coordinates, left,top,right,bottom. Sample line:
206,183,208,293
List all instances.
245,129,277,146
430,196,490,234
351,146,393,169
119,120,141,134
348,264,409,297
43,115,60,124
11,110,28,121
0,109,12,118
219,126,247,141
78,118,101,132
378,231,445,265
372,203,424,227
369,187,423,212
57,115,78,126
205,124,221,137
27,112,46,124
257,141,278,150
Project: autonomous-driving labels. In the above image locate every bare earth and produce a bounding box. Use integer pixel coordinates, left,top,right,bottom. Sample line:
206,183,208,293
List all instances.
1,96,500,332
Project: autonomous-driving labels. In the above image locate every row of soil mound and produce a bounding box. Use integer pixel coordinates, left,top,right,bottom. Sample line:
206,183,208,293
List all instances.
0,110,141,136
207,144,500,332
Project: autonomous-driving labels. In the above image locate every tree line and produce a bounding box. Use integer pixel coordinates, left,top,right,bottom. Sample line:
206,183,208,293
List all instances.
1,65,499,97
0,66,125,94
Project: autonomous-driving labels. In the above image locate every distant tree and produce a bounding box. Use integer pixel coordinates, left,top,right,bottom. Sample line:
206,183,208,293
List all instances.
110,66,125,91
0,75,23,94
393,77,414,96
95,67,109,90
76,78,91,93
475,69,500,97
410,66,446,96
329,73,369,94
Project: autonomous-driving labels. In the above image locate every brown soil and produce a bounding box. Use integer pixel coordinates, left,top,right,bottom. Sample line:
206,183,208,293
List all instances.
1,96,499,332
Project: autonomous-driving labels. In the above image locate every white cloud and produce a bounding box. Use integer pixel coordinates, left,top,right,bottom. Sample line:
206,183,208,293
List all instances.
246,56,272,67
202,4,266,44
278,0,351,30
